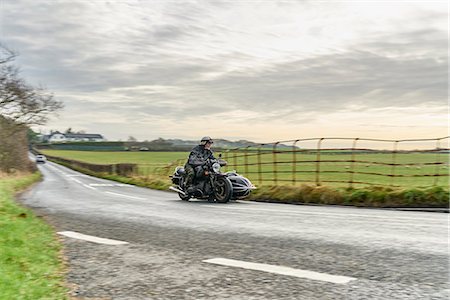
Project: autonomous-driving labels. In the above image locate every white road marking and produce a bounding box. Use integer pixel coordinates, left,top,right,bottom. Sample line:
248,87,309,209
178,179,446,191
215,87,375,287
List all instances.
105,191,146,200
70,178,82,184
203,258,356,284
89,183,115,187
57,231,128,245
83,184,97,190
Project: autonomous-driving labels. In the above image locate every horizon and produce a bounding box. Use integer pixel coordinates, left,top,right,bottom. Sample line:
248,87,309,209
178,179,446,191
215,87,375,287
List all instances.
37,130,449,151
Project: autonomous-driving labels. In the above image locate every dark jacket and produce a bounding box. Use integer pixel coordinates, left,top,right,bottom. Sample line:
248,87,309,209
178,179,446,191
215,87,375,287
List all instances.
187,145,215,167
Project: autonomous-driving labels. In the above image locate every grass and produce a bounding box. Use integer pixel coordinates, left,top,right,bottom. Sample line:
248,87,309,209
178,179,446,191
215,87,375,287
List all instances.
0,173,68,300
249,184,449,208
224,151,450,188
40,150,188,175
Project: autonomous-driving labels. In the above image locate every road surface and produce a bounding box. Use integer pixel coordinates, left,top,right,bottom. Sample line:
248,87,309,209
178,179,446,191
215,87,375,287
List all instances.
20,160,449,299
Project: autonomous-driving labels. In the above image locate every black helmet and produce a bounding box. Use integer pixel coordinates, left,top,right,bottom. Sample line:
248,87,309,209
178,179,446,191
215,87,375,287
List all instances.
200,136,213,145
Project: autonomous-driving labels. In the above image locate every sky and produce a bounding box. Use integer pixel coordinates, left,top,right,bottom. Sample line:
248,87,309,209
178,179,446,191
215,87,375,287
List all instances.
0,0,448,143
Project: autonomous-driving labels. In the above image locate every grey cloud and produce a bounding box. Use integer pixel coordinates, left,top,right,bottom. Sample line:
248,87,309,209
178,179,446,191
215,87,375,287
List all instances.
2,0,447,132
184,34,447,116
3,1,229,91
360,29,447,58
61,46,447,124
151,24,187,41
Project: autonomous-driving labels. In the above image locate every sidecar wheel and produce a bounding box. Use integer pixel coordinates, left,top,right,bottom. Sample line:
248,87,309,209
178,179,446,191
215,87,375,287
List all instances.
214,177,232,203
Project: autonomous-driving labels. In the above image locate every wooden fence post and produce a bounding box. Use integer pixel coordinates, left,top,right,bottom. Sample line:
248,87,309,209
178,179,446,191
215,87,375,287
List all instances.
257,144,263,185
273,142,279,185
315,138,324,186
434,138,441,186
349,138,359,188
245,146,250,176
292,140,299,185
391,140,399,186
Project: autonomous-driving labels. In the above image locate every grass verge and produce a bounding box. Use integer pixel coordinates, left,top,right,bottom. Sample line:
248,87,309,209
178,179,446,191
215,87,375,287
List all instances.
249,184,449,208
0,173,68,300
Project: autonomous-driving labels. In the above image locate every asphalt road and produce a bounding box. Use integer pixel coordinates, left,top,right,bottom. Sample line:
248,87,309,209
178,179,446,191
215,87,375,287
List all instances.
20,160,449,299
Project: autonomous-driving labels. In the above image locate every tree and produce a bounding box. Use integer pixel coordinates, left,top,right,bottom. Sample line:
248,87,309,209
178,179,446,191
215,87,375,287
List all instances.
0,46,63,127
0,45,63,173
27,127,39,144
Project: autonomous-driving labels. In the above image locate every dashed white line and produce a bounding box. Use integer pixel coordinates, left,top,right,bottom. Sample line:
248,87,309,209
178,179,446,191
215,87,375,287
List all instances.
83,184,97,190
58,231,128,245
203,258,356,284
105,191,146,200
70,178,82,184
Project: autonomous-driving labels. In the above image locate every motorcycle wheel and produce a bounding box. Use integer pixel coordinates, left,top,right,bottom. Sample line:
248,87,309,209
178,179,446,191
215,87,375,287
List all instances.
214,177,232,203
178,192,191,201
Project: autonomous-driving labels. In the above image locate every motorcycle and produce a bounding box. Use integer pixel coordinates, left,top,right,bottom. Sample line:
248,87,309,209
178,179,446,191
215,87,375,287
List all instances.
169,156,256,203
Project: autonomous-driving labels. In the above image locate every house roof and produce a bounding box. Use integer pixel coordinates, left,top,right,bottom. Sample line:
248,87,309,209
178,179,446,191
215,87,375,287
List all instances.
64,133,103,139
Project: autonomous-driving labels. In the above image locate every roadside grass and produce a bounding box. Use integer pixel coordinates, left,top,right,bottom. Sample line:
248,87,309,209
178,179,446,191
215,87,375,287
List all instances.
0,173,68,300
249,184,449,208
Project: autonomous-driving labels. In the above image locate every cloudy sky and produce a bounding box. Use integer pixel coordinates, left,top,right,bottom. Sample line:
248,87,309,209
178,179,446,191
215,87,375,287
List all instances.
1,0,447,142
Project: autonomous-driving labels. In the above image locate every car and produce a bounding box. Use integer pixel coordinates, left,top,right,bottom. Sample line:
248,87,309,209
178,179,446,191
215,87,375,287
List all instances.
36,155,47,164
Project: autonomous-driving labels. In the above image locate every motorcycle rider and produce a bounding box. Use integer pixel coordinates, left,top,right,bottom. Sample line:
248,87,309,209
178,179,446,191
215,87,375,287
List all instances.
184,136,216,194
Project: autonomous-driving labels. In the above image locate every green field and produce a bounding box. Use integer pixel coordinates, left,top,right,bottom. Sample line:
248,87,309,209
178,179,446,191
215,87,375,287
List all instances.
40,150,189,177
40,149,449,188
40,150,188,164
222,151,450,188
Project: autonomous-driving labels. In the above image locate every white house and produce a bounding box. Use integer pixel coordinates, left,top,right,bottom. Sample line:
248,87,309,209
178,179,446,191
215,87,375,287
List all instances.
47,132,66,143
47,132,104,143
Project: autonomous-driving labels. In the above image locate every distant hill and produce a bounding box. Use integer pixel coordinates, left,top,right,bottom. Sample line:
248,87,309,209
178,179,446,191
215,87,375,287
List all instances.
166,138,295,149
36,138,297,152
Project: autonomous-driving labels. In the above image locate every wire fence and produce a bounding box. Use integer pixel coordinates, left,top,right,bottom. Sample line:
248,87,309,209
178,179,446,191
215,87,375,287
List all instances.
220,137,449,188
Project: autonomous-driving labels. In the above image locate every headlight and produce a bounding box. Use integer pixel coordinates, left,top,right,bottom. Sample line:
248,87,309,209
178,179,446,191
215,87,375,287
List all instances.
212,162,221,173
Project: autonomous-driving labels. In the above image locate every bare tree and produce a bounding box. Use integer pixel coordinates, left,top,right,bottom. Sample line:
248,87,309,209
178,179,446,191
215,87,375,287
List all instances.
0,45,63,173
0,46,63,127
